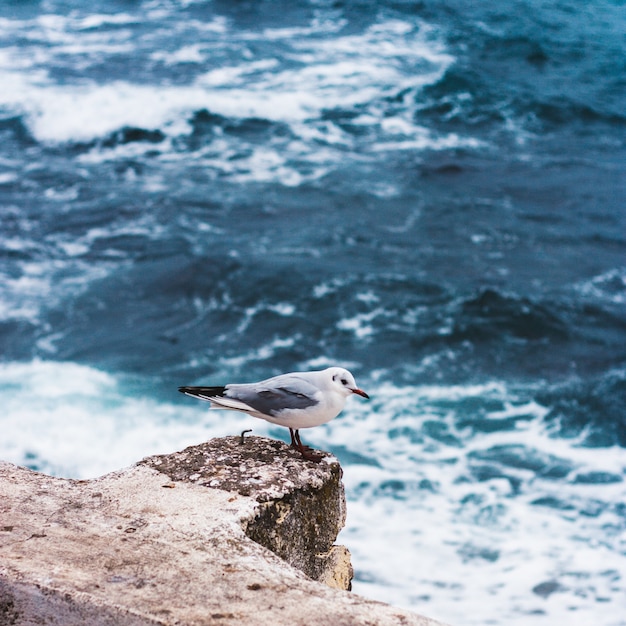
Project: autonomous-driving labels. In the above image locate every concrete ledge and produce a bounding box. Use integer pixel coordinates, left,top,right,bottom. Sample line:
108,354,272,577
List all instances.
0,436,448,626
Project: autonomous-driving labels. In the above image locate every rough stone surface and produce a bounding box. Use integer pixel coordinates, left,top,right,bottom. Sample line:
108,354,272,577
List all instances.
141,436,349,586
0,437,449,626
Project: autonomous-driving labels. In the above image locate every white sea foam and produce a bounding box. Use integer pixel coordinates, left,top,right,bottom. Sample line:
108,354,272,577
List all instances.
24,83,197,144
336,308,390,339
0,250,116,327
215,336,300,372
576,267,626,305
0,360,240,478
309,381,626,626
151,43,206,65
0,172,18,184
0,11,481,188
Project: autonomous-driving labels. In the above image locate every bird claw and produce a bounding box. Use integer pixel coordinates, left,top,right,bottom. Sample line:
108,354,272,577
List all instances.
300,449,324,463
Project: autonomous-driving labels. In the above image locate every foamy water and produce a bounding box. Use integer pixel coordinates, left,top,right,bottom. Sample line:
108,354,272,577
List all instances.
0,10,474,192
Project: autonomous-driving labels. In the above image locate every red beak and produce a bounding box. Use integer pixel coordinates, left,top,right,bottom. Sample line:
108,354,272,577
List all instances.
351,388,370,399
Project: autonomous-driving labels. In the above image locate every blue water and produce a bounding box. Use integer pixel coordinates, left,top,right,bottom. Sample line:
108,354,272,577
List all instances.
1,1,625,624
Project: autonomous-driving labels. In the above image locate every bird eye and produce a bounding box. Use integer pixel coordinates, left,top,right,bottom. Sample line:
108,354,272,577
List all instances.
341,378,348,385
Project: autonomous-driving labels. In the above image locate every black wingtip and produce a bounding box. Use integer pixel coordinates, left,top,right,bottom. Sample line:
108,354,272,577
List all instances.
178,385,227,398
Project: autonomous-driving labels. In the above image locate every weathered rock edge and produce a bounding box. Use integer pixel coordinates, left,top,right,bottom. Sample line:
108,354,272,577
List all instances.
140,436,352,589
0,436,449,626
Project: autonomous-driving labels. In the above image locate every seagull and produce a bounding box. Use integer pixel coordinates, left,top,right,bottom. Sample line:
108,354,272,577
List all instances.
179,367,369,462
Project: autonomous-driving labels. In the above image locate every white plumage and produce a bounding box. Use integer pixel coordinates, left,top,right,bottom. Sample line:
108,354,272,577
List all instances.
179,366,369,462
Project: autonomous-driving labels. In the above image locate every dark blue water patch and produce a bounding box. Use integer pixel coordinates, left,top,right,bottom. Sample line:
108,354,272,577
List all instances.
458,413,535,435
12,218,624,386
417,67,508,133
222,117,293,142
3,0,145,18
372,477,441,501
467,465,523,495
374,479,408,499
432,395,507,416
413,0,626,162
101,127,167,149
183,110,294,152
0,320,39,361
187,109,229,141
530,496,577,511
610,502,626,528
572,471,623,485
421,420,463,447
210,0,320,31
0,115,37,148
43,253,241,371
405,287,625,381
578,500,607,519
458,493,508,526
458,543,500,563
18,449,54,475
463,499,508,526
322,444,381,468
388,426,425,445
520,97,626,132
408,162,626,318
452,289,569,343
538,371,626,447
532,497,609,519
532,580,564,599
468,444,574,479
417,478,438,493
350,481,374,500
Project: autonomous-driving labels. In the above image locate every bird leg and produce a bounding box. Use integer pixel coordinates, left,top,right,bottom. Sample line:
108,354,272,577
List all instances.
289,428,323,463
289,428,309,450
288,428,313,452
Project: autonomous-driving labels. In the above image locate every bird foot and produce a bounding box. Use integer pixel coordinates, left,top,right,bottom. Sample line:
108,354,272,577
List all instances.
299,449,324,463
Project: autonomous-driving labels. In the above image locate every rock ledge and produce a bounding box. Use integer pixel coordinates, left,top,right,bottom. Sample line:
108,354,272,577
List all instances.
0,436,448,626
141,436,351,588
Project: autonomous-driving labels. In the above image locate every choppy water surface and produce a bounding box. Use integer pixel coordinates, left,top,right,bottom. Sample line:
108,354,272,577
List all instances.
1,1,625,624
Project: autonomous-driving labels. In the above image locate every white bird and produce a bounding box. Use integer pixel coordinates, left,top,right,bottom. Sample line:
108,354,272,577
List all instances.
179,367,369,462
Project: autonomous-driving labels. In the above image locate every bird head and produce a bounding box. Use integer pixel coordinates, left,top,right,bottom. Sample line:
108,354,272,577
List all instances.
327,367,370,399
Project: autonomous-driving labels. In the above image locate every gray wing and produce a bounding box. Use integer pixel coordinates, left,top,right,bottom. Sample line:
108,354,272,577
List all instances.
226,375,320,417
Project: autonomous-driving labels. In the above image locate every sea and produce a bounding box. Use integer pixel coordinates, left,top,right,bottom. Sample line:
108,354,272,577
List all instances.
1,1,625,624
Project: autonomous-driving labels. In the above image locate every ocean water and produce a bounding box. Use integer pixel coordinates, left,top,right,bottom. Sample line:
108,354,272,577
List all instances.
1,1,625,624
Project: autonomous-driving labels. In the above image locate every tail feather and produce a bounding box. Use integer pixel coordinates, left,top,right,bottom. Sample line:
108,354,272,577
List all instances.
179,385,259,416
178,386,227,401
